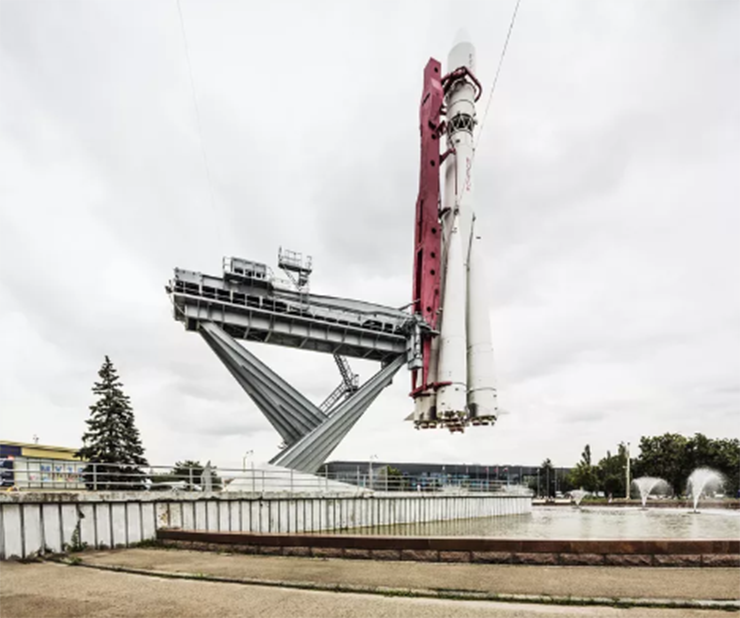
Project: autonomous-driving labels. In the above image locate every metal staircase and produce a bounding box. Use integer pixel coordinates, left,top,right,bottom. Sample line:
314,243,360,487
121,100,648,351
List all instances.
320,355,360,413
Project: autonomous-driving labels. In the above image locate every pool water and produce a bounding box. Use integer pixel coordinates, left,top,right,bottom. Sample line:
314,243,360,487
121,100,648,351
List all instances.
342,506,740,539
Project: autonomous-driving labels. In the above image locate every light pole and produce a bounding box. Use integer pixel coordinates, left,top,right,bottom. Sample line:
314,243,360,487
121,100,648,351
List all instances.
242,450,253,472
369,454,378,490
625,442,631,500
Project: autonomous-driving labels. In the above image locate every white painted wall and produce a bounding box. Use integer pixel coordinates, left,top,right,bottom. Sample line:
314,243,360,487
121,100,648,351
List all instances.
0,492,532,559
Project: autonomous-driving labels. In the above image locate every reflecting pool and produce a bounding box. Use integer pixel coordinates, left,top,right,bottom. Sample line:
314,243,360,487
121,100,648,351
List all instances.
342,506,740,539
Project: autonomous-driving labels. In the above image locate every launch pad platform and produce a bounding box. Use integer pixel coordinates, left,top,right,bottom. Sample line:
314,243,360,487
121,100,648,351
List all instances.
166,254,410,473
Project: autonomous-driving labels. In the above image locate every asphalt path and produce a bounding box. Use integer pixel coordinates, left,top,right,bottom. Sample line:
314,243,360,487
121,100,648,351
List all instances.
1,561,737,618
82,548,739,601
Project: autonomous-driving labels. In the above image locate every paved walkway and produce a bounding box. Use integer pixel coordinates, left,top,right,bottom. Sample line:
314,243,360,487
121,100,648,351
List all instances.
78,548,739,602
0,560,736,618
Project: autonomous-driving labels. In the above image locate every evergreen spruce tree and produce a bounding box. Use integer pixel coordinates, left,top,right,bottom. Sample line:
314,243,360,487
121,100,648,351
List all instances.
77,356,148,490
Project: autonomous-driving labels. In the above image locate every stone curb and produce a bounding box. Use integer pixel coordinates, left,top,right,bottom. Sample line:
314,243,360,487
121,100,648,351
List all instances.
50,557,740,611
160,538,740,568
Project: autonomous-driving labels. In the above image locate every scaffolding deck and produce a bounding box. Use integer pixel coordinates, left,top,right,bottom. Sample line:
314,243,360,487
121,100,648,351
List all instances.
168,267,409,362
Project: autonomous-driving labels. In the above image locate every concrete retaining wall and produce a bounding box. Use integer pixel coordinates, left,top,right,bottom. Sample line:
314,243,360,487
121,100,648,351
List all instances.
0,491,531,560
158,530,740,568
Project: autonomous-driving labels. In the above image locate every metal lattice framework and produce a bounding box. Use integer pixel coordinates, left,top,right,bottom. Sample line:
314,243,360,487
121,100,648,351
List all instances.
167,253,409,473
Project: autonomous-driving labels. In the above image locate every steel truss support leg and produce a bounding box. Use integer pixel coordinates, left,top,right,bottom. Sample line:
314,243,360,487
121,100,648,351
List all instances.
199,321,404,474
271,356,405,473
199,322,328,447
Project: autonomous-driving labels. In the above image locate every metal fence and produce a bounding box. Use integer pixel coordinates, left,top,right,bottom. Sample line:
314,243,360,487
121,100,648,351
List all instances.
0,458,532,495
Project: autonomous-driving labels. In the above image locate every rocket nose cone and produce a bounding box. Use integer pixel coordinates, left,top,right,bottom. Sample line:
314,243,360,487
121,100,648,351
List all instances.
448,29,475,72
453,28,471,46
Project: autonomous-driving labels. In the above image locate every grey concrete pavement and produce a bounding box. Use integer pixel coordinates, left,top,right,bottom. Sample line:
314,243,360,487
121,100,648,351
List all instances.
0,561,736,618
80,548,739,602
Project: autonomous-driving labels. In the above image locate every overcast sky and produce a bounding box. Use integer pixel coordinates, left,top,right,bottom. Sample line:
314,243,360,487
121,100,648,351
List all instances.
1,0,738,470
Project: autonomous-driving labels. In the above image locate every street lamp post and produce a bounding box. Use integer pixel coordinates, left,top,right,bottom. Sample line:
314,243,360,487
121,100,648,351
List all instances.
625,442,631,500
369,455,378,490
242,450,255,492
242,450,254,472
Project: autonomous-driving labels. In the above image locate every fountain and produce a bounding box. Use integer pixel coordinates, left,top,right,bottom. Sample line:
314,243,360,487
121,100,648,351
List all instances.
570,489,589,507
686,468,725,512
632,476,670,509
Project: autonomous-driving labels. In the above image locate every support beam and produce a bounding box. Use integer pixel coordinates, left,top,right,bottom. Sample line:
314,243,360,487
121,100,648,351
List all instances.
199,322,327,447
271,356,405,473
199,321,403,473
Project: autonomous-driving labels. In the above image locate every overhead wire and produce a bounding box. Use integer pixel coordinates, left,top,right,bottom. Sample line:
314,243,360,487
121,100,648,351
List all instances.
175,0,225,249
475,0,522,149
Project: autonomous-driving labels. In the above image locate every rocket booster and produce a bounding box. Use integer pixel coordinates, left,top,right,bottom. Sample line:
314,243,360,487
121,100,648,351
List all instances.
410,33,499,432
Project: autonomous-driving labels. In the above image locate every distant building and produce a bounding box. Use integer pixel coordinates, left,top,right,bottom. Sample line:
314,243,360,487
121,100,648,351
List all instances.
322,460,569,492
0,440,85,490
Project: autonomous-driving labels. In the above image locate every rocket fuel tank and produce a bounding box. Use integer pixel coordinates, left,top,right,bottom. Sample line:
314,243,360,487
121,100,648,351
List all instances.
410,32,499,431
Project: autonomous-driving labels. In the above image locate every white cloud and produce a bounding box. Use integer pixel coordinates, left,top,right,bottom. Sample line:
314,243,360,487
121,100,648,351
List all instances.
0,0,738,471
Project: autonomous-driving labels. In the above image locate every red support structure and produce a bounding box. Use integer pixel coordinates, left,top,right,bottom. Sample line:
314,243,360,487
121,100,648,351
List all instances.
411,58,444,394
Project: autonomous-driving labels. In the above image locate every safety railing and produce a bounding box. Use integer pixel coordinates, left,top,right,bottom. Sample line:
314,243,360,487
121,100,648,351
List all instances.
0,458,532,495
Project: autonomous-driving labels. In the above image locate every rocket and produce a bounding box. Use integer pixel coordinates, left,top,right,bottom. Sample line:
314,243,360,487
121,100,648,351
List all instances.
410,33,499,432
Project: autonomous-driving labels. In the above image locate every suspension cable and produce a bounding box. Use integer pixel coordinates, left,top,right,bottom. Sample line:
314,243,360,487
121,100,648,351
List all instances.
176,0,224,247
476,0,522,149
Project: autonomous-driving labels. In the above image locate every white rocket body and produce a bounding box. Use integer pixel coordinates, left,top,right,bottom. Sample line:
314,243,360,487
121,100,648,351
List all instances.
432,34,499,429
467,223,498,421
436,211,468,419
